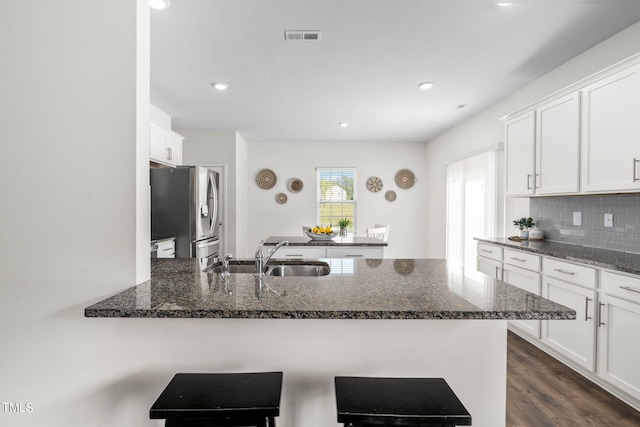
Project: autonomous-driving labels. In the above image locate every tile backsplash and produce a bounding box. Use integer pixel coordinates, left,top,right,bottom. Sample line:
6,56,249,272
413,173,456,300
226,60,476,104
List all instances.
530,194,640,254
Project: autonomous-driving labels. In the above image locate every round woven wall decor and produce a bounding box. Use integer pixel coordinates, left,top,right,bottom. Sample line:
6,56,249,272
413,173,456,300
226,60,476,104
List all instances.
288,178,303,193
395,169,416,189
275,193,288,204
366,176,383,193
255,169,277,189
385,190,397,202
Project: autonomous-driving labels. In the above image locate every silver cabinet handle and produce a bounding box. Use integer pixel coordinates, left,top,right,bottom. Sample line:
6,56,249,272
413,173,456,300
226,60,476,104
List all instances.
285,254,304,257
345,254,364,257
633,158,639,182
510,257,526,262
585,297,592,321
620,285,640,294
480,249,493,253
553,268,575,276
166,147,173,160
527,174,532,190
598,302,606,327
494,266,503,280
535,173,540,189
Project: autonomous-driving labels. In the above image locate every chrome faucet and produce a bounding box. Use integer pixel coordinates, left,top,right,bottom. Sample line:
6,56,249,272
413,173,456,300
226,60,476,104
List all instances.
255,239,288,278
221,253,233,277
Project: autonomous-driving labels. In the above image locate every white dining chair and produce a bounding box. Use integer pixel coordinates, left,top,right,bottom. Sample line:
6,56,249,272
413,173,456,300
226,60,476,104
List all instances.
366,227,387,241
374,224,390,242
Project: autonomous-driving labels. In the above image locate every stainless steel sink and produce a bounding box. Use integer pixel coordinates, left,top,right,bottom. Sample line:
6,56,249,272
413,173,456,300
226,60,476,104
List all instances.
266,264,330,277
207,262,330,277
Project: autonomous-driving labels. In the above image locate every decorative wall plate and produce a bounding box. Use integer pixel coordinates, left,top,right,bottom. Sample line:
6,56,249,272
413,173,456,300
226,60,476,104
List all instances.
385,190,397,202
366,176,383,192
288,178,303,193
395,169,416,189
256,168,277,189
275,193,288,204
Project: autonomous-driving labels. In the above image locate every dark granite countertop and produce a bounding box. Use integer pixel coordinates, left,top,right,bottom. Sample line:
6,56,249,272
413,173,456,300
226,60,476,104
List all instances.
84,258,574,320
475,237,640,276
263,236,387,247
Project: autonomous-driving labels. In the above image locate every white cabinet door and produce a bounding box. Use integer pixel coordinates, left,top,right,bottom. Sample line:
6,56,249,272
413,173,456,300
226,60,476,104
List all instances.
535,92,580,195
581,62,640,193
477,256,503,280
597,293,640,401
505,111,536,196
326,247,384,258
542,276,596,371
149,122,184,167
503,265,541,338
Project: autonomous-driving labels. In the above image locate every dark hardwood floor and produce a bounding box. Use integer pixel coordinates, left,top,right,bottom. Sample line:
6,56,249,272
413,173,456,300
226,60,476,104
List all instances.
507,331,640,427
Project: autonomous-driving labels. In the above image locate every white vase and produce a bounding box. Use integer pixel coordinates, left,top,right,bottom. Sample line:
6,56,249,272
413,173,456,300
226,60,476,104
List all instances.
520,230,529,240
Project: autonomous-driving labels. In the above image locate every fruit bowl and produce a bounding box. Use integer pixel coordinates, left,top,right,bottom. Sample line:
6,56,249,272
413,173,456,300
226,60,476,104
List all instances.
305,230,337,240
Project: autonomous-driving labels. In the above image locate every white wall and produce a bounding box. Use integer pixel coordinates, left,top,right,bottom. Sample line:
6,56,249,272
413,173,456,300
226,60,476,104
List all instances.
423,20,640,258
246,141,428,258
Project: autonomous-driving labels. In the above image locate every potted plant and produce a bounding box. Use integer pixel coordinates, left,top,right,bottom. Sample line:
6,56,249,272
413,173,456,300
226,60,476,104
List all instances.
513,217,535,239
337,218,351,236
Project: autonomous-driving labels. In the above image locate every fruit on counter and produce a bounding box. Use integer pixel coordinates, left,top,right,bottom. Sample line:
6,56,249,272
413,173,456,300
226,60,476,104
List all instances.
310,225,333,234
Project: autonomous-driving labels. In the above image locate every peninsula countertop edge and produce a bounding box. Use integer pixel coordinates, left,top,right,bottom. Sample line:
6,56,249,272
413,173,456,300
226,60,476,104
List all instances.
85,258,575,320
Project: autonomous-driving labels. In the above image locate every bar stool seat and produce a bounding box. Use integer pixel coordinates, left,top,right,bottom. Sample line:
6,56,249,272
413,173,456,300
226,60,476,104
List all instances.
335,376,471,427
150,372,283,427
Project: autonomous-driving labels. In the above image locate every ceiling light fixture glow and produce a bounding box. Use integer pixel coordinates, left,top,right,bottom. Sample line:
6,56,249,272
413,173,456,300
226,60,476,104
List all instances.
212,82,229,91
338,122,349,128
418,82,434,90
150,0,170,10
496,2,513,6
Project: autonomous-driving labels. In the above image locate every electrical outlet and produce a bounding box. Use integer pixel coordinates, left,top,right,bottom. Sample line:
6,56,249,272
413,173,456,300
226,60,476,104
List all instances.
604,213,614,228
573,212,582,226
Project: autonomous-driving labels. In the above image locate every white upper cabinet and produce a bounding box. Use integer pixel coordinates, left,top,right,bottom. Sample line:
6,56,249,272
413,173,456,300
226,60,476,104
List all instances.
581,62,640,193
504,111,536,196
535,92,580,195
150,121,184,167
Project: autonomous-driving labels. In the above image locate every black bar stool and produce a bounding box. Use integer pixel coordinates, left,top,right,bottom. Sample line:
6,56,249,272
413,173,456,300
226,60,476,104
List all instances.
150,372,283,427
335,376,471,427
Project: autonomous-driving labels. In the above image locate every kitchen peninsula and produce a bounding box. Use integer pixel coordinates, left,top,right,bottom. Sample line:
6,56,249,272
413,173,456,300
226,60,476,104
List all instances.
85,258,574,427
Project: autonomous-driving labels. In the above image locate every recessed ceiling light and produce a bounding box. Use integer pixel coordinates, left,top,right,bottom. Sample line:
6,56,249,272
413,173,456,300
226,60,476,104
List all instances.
338,122,349,128
150,0,170,10
418,82,434,90
496,2,513,6
212,82,229,91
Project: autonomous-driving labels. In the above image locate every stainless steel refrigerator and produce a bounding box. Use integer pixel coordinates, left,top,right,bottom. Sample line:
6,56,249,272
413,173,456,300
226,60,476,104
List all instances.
151,166,221,269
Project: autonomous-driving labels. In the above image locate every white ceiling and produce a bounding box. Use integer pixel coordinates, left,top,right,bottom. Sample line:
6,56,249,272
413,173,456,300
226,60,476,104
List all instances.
150,0,640,143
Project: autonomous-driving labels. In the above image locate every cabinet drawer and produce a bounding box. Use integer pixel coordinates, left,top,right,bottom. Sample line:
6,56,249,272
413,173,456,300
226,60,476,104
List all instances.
543,257,596,289
477,243,503,261
273,247,325,259
157,240,175,258
601,271,640,304
504,249,541,272
326,247,384,258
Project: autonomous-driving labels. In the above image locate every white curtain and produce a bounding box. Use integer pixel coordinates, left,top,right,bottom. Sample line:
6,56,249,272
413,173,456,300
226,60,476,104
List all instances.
446,150,497,269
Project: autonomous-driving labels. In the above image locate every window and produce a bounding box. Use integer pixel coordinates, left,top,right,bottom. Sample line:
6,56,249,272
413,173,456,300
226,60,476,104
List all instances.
317,168,356,229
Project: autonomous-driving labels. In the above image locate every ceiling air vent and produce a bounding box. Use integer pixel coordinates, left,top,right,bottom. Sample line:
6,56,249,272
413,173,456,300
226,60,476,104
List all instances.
284,30,322,42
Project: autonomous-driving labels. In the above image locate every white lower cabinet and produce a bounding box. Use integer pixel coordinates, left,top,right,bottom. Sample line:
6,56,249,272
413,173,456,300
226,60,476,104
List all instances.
597,272,640,401
273,246,384,259
503,264,541,338
542,276,596,371
476,241,640,409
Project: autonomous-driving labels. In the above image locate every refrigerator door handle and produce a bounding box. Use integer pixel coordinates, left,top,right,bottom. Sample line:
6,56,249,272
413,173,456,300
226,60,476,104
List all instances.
208,171,218,236
197,239,220,249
